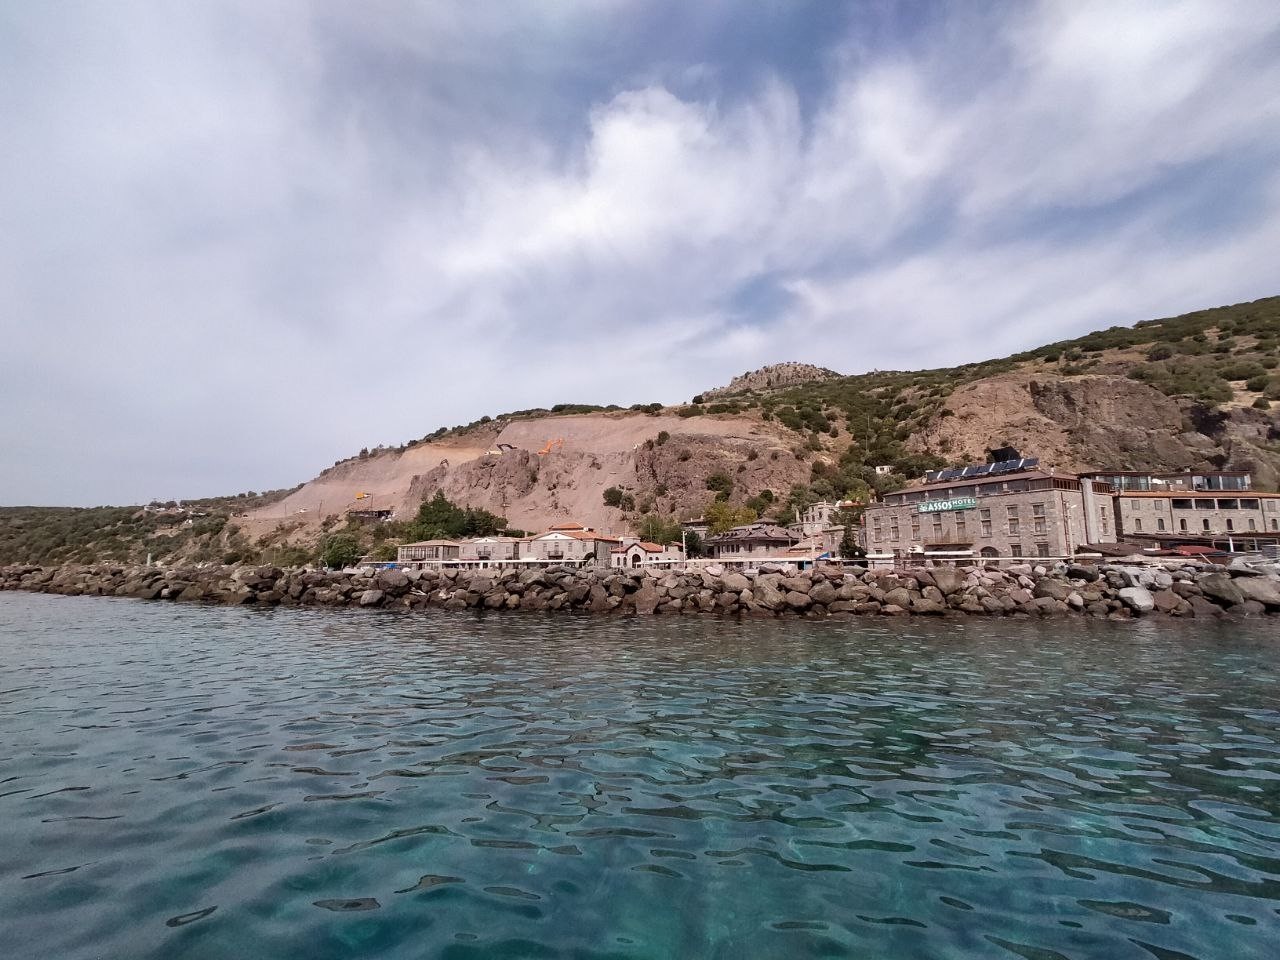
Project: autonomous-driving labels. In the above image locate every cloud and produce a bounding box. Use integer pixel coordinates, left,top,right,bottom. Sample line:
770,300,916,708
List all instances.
1,1,1277,504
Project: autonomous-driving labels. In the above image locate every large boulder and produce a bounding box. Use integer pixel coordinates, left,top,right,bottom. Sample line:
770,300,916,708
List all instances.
358,589,385,607
374,569,411,595
721,571,750,593
1033,579,1074,602
1234,577,1280,610
1198,573,1244,607
632,582,660,615
808,581,838,606
1118,586,1155,614
930,568,967,595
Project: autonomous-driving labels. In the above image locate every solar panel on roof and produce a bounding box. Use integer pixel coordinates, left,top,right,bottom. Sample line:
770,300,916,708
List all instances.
1023,457,1039,470
959,466,975,477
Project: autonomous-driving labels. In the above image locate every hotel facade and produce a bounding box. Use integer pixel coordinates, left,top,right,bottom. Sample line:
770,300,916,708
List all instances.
862,468,1114,561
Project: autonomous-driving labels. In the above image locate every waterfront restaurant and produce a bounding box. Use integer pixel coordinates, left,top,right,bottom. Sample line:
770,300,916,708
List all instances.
396,539,461,564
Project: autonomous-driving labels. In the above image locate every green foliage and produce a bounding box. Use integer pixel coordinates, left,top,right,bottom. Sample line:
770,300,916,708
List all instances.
321,533,362,569
655,431,670,445
684,530,704,558
635,514,682,545
603,487,624,508
1246,375,1270,392
705,501,757,534
705,473,734,500
403,491,507,542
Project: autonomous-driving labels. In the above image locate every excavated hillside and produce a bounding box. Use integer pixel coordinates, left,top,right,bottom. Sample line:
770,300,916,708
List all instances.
907,372,1280,488
242,412,808,537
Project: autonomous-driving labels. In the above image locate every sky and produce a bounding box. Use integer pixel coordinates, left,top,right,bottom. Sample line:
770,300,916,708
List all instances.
3,1,1279,506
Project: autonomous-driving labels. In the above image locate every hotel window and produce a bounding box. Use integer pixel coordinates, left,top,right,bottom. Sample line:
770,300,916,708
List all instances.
1010,544,1023,558
955,516,967,537
1134,518,1142,532
1008,517,1020,535
1272,519,1278,531
980,509,991,537
1226,519,1234,532
1202,519,1210,532
932,518,943,538
1180,518,1188,532
1248,519,1256,531
1032,502,1046,517
1033,517,1046,535
1007,505,1019,519
1036,543,1050,558
910,518,921,540
1157,519,1165,532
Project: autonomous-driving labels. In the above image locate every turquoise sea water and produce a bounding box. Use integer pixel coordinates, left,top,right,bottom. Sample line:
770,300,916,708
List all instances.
1,593,1278,959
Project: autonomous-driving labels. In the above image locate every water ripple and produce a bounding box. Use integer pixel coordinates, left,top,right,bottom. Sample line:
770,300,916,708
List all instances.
1,592,1278,959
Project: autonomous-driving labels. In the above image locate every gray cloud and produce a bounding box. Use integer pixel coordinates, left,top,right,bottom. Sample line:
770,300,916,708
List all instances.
2,1,1278,504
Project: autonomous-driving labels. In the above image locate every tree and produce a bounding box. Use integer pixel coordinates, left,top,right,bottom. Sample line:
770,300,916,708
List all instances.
603,487,624,508
706,501,757,534
321,533,362,569
404,491,507,542
684,530,704,558
636,514,682,545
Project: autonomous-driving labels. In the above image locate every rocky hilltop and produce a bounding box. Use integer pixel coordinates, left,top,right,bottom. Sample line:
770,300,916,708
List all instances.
701,362,841,399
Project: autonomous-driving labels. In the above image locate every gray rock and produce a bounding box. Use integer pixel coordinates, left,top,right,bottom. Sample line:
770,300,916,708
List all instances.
1033,579,1074,602
358,589,385,607
1118,586,1155,614
1234,577,1280,610
1198,573,1244,607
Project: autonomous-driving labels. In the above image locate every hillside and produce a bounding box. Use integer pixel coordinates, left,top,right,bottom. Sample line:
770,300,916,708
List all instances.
3,295,1277,567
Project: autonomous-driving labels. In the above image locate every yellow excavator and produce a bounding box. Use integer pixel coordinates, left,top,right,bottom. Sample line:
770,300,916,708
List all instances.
537,438,565,456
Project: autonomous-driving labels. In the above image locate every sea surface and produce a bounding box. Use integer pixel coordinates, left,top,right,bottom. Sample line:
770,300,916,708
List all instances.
1,593,1278,959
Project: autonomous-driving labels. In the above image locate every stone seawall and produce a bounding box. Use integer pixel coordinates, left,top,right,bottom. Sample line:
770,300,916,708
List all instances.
3,560,1279,620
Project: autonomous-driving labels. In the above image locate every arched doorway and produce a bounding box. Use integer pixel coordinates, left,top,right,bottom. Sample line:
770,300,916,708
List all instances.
631,553,641,567
979,547,1000,558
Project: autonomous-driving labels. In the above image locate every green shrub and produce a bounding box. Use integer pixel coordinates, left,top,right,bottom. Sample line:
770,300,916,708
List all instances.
603,487,624,508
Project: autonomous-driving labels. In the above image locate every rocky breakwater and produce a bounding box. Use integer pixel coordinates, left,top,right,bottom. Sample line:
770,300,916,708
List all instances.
3,559,1280,620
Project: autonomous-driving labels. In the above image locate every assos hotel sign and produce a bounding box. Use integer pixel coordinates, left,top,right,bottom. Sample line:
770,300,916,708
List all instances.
918,497,978,514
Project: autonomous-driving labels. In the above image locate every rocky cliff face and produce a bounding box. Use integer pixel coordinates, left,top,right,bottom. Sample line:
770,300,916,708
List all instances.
702,362,841,399
908,372,1280,482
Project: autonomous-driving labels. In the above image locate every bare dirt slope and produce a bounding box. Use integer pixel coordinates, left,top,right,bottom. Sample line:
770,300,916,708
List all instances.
243,412,802,537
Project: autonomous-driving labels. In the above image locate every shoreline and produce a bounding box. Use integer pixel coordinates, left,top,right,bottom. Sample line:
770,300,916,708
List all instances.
3,560,1278,621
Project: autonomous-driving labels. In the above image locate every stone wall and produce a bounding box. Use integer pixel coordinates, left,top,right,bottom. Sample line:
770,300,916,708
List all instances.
3,560,1279,621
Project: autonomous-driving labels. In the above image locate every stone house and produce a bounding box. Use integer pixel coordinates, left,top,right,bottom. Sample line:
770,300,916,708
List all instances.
704,523,800,559
611,541,685,568
524,523,620,565
459,536,524,562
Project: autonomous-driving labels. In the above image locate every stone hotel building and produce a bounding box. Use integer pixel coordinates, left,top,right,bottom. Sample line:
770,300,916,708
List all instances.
863,463,1114,561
